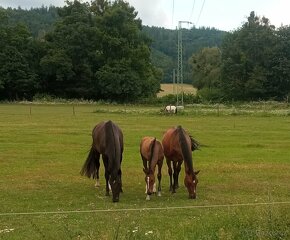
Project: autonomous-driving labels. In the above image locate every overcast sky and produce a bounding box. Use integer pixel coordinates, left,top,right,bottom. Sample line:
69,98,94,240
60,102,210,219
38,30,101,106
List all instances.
1,0,290,31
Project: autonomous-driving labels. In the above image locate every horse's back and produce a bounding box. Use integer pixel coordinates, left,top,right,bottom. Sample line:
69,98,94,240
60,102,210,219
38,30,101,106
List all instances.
92,121,123,154
140,137,153,159
162,127,190,160
140,137,164,161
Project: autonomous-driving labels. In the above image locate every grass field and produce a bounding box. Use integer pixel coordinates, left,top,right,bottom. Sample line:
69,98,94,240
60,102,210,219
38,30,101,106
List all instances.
0,103,289,239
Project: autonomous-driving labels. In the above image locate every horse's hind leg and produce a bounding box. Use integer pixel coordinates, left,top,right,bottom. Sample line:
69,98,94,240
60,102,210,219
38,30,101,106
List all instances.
102,155,110,196
157,159,163,196
166,158,173,192
94,152,101,187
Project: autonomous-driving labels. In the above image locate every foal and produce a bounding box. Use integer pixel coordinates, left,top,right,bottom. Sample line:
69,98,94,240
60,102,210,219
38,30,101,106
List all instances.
140,137,164,200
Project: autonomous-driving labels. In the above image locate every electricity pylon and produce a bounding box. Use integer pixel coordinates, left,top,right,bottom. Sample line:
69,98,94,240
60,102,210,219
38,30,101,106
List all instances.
177,21,192,106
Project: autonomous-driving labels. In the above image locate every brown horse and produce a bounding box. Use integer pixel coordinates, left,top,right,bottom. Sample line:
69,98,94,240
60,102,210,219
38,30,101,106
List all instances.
140,137,164,200
162,126,200,199
80,120,123,202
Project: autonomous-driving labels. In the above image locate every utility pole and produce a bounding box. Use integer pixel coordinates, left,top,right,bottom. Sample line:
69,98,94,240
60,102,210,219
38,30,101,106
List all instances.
177,21,192,107
172,69,176,95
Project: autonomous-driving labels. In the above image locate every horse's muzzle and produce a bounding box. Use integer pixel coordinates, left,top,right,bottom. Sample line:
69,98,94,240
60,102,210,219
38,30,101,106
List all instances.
113,197,119,202
189,194,196,199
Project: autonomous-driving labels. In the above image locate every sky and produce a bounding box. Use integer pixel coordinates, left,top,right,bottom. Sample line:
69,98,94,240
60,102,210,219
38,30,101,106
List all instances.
1,0,290,31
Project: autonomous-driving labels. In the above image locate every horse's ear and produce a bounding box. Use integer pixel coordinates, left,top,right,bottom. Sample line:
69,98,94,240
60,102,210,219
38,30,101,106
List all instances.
195,170,200,175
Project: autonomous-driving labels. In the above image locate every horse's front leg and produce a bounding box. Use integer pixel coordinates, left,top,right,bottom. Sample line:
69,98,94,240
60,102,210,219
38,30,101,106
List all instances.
166,158,173,192
157,159,163,196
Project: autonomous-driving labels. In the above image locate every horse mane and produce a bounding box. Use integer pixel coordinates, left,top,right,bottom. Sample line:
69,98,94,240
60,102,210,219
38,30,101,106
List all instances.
177,126,194,173
148,138,156,172
105,120,120,180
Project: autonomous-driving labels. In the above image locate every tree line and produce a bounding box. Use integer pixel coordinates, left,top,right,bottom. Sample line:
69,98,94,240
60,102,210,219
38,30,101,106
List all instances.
1,2,290,102
191,11,290,101
0,0,161,101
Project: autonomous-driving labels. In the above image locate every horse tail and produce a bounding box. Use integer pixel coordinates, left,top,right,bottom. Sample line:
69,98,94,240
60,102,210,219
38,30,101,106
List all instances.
189,135,199,151
148,137,157,171
177,126,193,173
80,146,99,179
105,120,120,178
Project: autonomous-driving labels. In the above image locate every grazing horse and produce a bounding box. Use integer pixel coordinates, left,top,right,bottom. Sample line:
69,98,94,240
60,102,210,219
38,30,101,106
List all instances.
140,137,164,200
80,120,123,202
165,105,177,114
162,126,200,199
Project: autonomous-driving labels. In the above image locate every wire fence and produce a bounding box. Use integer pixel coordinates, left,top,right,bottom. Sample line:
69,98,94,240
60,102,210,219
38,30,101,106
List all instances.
1,201,289,217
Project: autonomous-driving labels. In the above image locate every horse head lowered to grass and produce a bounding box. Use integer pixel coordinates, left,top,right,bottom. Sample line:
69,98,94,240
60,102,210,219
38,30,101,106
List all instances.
140,137,164,200
162,126,200,199
80,120,123,202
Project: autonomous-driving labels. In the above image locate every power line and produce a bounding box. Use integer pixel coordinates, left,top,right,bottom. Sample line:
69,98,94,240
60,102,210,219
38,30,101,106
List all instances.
196,0,206,26
172,0,175,28
189,0,196,20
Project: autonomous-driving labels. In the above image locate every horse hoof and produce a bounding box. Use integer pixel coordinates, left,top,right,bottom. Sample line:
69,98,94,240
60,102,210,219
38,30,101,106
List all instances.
146,195,150,200
95,180,100,188
157,192,162,197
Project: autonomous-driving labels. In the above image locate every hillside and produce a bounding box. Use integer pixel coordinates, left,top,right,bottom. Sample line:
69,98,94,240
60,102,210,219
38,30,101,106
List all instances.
143,26,227,83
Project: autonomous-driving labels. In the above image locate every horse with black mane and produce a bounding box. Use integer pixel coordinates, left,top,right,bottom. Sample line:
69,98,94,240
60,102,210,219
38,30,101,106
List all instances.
80,120,123,202
162,126,200,199
140,137,164,200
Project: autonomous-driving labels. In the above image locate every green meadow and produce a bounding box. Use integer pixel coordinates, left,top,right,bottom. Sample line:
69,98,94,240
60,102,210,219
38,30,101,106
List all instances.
0,103,289,239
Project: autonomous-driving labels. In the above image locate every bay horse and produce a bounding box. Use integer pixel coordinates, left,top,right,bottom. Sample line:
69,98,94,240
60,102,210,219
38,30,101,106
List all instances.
140,137,164,200
80,120,123,202
162,126,200,199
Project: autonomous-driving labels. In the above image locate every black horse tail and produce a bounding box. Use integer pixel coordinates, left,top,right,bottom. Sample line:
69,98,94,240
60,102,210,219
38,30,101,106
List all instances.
177,126,194,173
80,146,99,179
189,135,199,151
105,120,120,178
148,137,157,171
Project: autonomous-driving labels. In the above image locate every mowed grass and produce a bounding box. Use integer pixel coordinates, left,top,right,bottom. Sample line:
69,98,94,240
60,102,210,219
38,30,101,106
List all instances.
0,103,289,239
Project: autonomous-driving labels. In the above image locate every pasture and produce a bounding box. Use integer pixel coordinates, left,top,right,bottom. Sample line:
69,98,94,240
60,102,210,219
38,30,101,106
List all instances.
0,103,289,239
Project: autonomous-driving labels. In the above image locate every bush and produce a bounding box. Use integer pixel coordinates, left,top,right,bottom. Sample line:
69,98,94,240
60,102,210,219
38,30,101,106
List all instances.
197,88,224,103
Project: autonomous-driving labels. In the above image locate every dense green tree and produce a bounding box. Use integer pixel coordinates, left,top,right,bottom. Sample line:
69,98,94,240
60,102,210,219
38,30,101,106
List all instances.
0,13,38,100
190,47,221,89
266,26,290,99
38,0,161,101
93,0,161,101
41,0,101,98
220,11,279,100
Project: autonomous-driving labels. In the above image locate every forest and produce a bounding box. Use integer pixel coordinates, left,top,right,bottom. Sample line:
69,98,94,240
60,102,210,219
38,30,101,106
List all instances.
1,0,290,102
